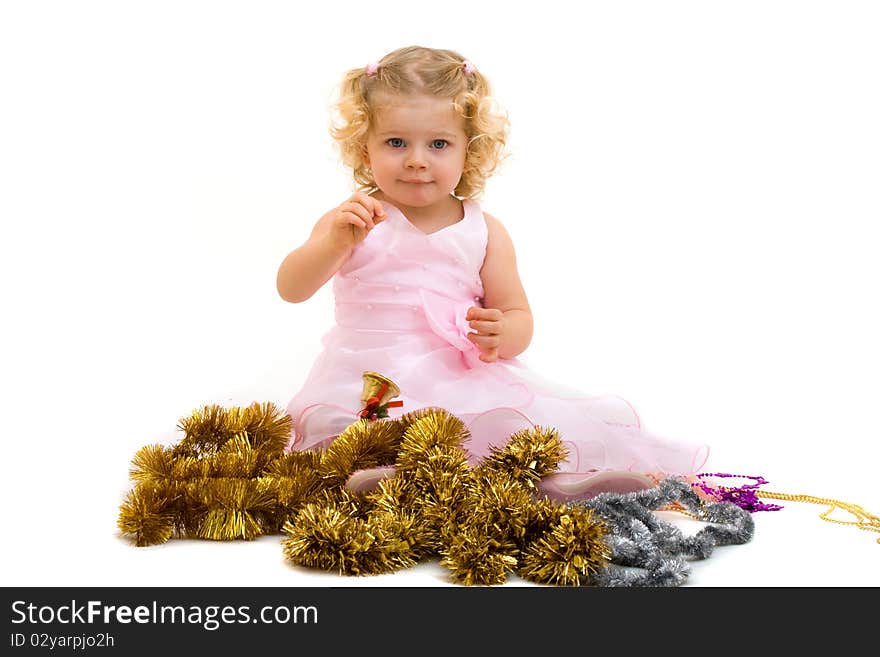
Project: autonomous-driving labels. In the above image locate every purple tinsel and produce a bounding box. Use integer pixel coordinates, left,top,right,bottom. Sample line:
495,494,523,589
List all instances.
693,473,784,512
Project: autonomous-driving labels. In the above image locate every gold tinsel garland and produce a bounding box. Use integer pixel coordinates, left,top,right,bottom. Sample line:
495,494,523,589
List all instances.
118,402,610,586
118,402,321,545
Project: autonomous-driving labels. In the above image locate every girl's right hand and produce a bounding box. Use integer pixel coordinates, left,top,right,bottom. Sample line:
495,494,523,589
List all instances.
323,192,387,251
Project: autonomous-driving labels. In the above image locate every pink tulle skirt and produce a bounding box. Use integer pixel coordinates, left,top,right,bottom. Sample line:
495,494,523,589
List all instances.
286,324,709,500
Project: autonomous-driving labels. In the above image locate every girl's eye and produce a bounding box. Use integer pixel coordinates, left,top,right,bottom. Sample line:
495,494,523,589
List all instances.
387,138,404,148
431,139,448,149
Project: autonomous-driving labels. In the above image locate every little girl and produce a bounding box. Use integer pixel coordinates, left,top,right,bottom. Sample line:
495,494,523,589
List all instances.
277,45,709,500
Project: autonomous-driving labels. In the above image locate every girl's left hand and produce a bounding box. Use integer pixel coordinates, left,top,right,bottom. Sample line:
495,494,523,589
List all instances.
466,306,504,363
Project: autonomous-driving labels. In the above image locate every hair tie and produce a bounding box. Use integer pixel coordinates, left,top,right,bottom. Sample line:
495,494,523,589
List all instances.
365,62,379,76
462,60,476,76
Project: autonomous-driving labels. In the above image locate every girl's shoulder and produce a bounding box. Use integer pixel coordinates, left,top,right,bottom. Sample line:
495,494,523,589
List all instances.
469,201,503,232
477,203,507,237
476,206,518,255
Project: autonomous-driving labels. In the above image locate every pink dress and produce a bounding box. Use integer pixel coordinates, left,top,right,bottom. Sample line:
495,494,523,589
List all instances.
286,199,709,499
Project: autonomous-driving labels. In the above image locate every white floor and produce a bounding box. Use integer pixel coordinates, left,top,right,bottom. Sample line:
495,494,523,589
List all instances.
95,498,879,588
5,353,877,589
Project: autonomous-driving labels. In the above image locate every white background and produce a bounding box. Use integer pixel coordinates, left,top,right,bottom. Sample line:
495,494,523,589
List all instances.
2,1,878,587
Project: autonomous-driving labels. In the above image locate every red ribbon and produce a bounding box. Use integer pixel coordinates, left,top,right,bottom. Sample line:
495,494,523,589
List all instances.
359,381,404,419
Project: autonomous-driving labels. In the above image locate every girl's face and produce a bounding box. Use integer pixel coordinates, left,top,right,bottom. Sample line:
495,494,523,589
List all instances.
364,93,468,216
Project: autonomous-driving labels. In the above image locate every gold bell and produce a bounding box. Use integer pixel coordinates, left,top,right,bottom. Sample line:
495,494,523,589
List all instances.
360,371,401,407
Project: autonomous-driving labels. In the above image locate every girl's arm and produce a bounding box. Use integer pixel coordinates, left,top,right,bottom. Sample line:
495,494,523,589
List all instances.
276,218,351,303
276,193,385,303
467,212,533,361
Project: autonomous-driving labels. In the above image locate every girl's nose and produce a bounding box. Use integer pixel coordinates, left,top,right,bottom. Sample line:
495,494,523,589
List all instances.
405,148,427,169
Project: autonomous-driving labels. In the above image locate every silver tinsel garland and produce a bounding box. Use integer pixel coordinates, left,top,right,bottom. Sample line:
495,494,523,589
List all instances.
571,477,754,587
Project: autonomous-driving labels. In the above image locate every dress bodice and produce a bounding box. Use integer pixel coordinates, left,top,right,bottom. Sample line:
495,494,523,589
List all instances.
332,199,488,365
334,198,486,309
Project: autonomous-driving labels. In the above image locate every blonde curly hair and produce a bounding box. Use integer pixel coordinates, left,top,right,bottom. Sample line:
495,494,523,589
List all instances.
330,45,509,199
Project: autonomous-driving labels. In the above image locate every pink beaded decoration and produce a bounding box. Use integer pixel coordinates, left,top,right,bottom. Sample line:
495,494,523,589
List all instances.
693,472,784,512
